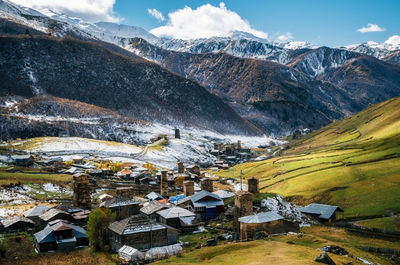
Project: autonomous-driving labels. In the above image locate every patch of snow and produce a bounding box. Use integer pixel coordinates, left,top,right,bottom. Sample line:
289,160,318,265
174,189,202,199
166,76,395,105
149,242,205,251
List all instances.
260,195,316,226
43,183,60,193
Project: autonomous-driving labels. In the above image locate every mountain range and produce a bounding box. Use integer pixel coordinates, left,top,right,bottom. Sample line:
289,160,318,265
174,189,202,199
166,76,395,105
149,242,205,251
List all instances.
1,0,400,138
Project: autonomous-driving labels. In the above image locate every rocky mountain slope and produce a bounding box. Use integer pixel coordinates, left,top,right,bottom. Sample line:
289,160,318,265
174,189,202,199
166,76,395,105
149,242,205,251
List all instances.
0,35,260,135
0,96,148,143
130,38,360,135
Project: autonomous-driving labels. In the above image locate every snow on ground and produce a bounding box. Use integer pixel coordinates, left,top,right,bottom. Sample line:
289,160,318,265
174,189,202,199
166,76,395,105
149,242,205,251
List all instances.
0,189,35,205
260,195,317,226
43,183,60,193
5,122,284,169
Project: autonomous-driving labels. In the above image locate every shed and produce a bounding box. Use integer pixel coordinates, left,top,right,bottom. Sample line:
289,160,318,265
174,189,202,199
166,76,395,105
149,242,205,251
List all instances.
238,212,299,240
300,203,344,223
118,245,144,262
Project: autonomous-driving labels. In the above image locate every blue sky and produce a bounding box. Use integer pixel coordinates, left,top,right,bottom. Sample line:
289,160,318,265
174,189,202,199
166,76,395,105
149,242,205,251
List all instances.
10,0,400,46
113,0,400,46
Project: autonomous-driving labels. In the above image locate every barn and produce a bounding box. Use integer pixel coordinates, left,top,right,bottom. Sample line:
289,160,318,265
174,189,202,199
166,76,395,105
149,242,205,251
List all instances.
300,203,344,223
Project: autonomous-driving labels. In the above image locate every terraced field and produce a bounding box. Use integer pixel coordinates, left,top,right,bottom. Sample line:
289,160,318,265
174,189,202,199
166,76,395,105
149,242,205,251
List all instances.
216,97,400,219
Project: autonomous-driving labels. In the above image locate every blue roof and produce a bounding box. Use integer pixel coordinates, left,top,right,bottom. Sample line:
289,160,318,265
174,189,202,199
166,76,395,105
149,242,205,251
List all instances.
300,203,343,220
169,194,185,203
34,221,87,244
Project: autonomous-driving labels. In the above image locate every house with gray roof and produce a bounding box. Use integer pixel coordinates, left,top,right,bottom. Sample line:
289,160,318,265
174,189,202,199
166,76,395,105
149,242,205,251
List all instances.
190,190,224,219
300,203,344,223
39,208,74,225
157,206,198,232
108,214,178,252
145,192,164,201
23,205,50,225
238,211,299,240
1,216,35,233
34,220,88,252
100,196,140,221
140,200,172,221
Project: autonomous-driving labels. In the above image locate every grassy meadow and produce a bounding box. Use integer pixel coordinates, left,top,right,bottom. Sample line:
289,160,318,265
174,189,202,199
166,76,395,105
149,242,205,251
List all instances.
215,97,400,219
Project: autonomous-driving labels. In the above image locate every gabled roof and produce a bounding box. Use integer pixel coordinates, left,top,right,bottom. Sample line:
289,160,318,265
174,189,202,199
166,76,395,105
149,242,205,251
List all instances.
100,196,139,208
34,220,87,244
53,203,83,214
39,208,71,222
2,216,35,228
23,205,50,217
157,206,195,219
191,190,221,203
300,203,343,220
108,214,166,235
140,201,171,215
145,192,164,201
238,212,283,224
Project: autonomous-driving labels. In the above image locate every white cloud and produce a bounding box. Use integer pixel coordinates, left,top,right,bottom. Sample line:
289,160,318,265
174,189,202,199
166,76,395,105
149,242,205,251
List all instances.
277,32,293,42
384,35,400,45
8,0,121,22
147,8,165,22
357,23,385,33
150,2,267,40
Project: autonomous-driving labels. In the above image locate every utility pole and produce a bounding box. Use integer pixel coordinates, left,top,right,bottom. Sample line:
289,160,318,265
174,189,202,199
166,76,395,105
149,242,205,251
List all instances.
240,170,243,191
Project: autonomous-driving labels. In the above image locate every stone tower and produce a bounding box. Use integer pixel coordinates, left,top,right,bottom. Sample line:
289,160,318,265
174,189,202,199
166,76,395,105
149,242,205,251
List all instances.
160,170,168,196
247,177,259,194
72,173,91,209
233,191,253,233
183,181,195,196
201,178,213,192
177,161,185,174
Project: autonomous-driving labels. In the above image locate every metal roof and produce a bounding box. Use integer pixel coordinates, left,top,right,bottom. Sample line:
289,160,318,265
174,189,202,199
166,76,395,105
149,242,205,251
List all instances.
238,212,284,224
140,201,171,215
39,208,71,222
2,216,35,228
23,205,50,217
108,214,168,235
145,192,164,201
190,190,222,203
100,196,139,208
157,206,195,219
300,203,343,220
34,220,87,244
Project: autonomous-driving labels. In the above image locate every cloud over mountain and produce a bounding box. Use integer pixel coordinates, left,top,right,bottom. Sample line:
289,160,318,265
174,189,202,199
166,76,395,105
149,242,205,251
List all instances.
150,2,267,40
357,23,385,33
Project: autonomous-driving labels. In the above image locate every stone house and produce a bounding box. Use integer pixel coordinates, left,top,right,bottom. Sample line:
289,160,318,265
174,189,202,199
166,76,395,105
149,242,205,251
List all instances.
39,209,75,225
300,203,344,223
157,206,198,232
23,205,50,225
100,196,140,221
108,214,179,252
1,216,35,233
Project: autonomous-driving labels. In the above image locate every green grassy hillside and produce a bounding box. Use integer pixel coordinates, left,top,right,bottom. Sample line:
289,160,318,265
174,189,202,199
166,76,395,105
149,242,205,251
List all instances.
216,97,400,219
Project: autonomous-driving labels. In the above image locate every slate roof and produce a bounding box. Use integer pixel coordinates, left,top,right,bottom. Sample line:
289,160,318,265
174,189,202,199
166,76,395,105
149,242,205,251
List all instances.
108,214,166,235
34,220,87,244
2,216,35,228
300,203,343,220
39,208,71,222
145,192,164,201
100,196,139,208
140,201,171,215
23,205,50,217
238,212,284,224
190,190,223,208
53,203,83,214
157,206,195,219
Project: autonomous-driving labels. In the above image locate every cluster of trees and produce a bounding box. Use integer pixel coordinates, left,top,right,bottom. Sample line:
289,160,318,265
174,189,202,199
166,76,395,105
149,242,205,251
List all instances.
87,208,115,250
